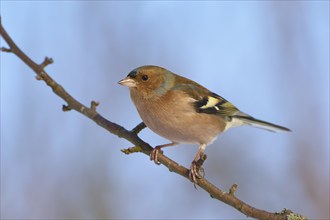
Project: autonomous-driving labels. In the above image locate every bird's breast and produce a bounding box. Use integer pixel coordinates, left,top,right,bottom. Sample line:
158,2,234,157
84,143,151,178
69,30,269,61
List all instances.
130,89,226,144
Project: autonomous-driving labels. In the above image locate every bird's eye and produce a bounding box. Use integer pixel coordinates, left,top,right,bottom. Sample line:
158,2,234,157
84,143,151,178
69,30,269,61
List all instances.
141,75,149,81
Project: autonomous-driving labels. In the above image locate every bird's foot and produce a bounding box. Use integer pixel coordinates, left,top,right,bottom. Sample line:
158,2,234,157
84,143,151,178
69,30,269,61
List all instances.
189,152,207,186
150,146,163,165
189,161,205,185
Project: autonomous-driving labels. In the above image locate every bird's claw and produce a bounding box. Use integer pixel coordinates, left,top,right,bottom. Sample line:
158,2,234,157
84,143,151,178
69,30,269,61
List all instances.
150,147,163,165
189,161,205,186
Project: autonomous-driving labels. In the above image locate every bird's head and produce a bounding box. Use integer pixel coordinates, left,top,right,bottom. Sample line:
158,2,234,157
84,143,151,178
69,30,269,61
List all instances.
118,65,175,98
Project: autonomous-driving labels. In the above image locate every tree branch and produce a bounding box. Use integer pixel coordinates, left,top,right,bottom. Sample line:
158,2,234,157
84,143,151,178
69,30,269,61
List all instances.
0,18,307,220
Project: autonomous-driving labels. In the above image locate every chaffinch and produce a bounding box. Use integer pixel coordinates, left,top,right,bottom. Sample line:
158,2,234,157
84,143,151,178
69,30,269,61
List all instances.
118,65,290,183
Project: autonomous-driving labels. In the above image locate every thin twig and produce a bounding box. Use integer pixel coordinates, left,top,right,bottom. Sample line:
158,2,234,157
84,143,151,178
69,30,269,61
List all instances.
131,122,147,134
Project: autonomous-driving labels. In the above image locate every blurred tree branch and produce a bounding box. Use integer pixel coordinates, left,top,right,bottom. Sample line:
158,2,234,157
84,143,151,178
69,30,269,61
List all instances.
0,19,306,220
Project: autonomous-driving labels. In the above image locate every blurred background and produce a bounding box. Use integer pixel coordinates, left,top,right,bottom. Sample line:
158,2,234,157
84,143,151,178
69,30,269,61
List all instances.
1,1,329,219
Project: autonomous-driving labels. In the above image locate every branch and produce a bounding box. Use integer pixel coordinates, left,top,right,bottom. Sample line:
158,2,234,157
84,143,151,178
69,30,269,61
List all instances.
0,18,307,220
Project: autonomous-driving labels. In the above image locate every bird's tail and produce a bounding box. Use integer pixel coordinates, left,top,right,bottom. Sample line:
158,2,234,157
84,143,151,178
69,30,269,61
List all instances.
233,115,291,132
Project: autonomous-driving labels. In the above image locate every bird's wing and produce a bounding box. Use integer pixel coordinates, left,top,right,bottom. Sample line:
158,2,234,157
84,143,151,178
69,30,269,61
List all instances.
172,83,239,118
194,92,240,117
173,83,290,132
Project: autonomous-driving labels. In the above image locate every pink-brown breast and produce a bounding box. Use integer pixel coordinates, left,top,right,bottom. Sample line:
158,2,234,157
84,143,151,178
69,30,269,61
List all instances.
130,88,226,145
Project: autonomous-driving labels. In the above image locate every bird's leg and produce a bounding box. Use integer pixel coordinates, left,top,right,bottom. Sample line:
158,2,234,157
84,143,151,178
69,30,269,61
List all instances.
150,142,178,165
189,143,207,184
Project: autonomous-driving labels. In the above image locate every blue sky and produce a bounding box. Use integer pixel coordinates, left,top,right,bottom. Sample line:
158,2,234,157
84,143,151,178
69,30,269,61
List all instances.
1,1,329,219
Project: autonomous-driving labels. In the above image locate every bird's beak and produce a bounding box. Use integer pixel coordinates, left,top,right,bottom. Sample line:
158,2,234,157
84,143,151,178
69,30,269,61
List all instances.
118,77,136,88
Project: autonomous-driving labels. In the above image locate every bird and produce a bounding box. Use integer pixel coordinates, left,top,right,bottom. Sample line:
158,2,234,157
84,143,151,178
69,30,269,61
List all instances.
118,65,290,184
